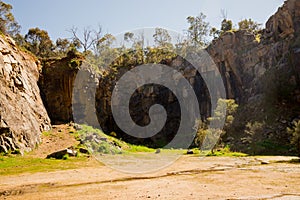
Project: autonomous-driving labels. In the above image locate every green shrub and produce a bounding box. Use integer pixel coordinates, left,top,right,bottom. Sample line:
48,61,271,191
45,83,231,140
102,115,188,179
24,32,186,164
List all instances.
127,144,155,153
97,142,111,154
205,145,247,157
62,154,69,160
69,58,81,69
287,120,300,157
194,99,238,153
243,121,264,143
42,131,51,137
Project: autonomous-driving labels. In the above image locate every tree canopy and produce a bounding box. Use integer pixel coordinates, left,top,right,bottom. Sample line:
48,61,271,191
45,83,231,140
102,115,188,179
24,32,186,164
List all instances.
0,1,20,36
186,13,209,47
238,18,262,34
24,28,54,58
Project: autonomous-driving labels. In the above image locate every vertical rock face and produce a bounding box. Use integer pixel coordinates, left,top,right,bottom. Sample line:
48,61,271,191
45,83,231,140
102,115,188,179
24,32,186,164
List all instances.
207,31,258,103
0,35,51,153
96,58,211,147
207,0,300,104
265,0,299,42
38,52,83,124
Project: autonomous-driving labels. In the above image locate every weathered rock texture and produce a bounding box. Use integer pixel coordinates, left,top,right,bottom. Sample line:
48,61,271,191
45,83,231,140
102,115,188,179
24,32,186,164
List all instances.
0,35,51,153
207,0,300,104
38,52,83,124
207,30,258,103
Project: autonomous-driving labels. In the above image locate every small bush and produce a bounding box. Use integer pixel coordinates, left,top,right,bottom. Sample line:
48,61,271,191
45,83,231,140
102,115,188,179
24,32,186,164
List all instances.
194,99,238,153
97,142,111,154
242,121,264,143
110,132,117,137
206,145,247,157
69,58,81,69
42,131,51,137
287,120,300,157
62,154,69,160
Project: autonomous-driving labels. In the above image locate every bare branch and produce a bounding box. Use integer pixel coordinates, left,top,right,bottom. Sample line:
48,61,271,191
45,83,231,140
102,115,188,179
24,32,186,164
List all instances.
220,9,228,20
68,25,102,53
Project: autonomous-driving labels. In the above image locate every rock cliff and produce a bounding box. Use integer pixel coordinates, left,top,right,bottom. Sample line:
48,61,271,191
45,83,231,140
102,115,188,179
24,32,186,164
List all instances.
0,35,51,154
207,0,300,104
4,0,297,153
38,51,83,124
96,58,211,147
207,0,300,153
95,0,300,152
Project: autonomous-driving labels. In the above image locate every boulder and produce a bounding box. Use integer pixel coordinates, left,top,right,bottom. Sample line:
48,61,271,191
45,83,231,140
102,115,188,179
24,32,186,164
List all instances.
187,149,194,155
46,148,77,159
79,147,89,154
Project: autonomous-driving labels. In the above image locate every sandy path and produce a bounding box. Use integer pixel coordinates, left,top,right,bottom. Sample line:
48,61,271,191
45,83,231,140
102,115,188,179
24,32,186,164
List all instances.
1,156,300,200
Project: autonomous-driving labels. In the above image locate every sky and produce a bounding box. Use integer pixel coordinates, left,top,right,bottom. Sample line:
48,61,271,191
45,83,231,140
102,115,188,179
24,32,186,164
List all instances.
5,0,285,41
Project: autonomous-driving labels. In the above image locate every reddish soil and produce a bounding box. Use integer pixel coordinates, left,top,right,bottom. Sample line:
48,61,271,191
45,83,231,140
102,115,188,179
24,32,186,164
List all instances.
28,124,79,158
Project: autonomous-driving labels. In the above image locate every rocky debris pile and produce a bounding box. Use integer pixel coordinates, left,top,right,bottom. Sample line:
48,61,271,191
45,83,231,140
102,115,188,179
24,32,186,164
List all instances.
80,131,122,155
0,35,51,154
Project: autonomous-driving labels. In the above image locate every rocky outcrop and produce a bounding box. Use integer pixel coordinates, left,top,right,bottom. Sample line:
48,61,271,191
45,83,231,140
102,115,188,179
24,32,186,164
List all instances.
208,0,300,103
207,0,300,154
46,148,77,159
0,35,51,153
264,0,299,42
38,54,100,126
38,52,83,124
207,30,259,103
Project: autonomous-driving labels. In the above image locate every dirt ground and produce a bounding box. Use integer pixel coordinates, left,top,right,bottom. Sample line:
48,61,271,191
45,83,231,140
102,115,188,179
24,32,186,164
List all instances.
27,124,79,159
1,126,300,200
